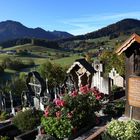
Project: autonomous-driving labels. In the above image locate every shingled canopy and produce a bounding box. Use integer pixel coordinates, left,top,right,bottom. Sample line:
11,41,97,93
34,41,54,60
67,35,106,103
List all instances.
67,58,95,75
116,33,140,120
67,59,95,88
116,33,140,55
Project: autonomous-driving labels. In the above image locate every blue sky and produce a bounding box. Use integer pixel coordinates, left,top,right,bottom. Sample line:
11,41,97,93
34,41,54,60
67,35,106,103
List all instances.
1,0,140,35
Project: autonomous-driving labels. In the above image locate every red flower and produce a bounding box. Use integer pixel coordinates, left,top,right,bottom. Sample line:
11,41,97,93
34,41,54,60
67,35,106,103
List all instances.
79,85,90,94
71,91,78,97
54,98,65,107
56,111,61,118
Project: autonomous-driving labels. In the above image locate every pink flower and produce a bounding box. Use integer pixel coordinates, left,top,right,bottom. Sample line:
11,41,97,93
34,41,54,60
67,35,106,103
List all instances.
56,111,61,118
79,85,90,94
95,92,104,100
71,91,78,97
44,110,49,117
96,95,102,100
54,98,65,107
67,112,73,119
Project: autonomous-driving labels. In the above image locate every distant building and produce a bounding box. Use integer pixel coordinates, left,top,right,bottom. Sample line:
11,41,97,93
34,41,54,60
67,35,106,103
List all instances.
6,50,16,55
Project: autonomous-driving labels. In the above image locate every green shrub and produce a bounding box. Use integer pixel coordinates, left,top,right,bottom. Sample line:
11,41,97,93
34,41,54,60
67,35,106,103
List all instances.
107,120,126,139
1,57,29,70
0,136,10,140
13,109,43,132
0,111,9,121
111,85,123,93
102,119,140,140
125,120,140,140
41,117,73,139
103,100,125,117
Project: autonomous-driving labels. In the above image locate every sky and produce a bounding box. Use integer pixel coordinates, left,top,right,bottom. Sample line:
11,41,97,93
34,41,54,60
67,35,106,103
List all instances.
0,0,140,35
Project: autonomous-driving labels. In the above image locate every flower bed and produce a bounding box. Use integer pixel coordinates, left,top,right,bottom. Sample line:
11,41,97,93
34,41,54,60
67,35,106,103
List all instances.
0,109,43,140
0,124,21,140
41,85,104,139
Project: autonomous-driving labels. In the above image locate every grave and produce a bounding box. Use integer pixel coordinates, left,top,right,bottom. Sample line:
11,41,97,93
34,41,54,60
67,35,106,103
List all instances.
26,71,49,111
67,59,111,94
0,90,6,111
67,59,95,89
109,68,124,88
116,33,140,120
91,61,110,94
63,74,75,93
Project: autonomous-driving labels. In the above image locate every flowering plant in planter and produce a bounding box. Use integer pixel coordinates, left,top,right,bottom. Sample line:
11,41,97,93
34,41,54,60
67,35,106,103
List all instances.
41,85,104,139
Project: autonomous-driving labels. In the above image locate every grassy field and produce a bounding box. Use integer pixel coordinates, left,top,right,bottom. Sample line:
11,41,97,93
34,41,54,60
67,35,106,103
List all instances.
0,34,130,83
0,53,82,81
53,54,82,66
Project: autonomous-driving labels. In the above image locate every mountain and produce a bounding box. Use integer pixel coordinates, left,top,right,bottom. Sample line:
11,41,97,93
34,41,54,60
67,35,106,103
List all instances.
61,18,140,41
0,20,73,42
86,18,140,38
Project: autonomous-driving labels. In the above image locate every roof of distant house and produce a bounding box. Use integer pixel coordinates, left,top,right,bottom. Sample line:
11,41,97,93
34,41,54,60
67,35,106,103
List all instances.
116,33,140,55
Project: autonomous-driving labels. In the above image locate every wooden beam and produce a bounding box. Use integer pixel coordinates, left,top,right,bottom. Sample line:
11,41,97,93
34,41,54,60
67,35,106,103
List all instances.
85,125,106,140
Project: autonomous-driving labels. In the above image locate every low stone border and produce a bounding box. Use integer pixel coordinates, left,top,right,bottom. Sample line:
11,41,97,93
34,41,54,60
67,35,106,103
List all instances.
0,119,11,128
14,128,38,140
0,123,21,139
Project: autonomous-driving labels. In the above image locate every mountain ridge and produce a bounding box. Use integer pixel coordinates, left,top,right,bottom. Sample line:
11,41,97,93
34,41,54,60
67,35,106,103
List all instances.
60,18,140,41
0,20,73,42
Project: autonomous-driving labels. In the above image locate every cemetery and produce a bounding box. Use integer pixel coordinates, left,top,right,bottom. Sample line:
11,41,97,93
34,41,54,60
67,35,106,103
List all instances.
0,33,140,140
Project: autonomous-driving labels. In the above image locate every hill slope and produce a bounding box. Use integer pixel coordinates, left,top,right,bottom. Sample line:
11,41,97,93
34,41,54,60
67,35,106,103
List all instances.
61,18,140,41
0,20,73,42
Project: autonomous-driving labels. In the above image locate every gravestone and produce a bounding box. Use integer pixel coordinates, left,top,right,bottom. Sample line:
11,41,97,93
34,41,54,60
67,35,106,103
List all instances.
64,75,75,93
26,71,48,111
21,91,33,108
109,68,124,88
0,90,6,111
91,61,110,94
116,33,140,120
9,91,16,116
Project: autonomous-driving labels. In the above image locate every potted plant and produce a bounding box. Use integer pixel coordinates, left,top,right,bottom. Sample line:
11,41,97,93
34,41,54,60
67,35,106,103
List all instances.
41,85,104,139
102,119,140,140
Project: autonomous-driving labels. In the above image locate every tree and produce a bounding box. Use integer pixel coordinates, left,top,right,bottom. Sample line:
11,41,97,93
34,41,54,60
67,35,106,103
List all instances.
85,52,93,63
38,61,67,87
99,50,125,77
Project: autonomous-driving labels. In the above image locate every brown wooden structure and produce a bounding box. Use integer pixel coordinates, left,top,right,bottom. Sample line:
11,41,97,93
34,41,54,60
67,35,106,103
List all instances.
85,125,106,140
116,33,140,120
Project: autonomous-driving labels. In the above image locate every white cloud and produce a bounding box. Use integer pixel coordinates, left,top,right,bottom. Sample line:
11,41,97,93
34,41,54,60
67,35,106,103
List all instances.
60,11,140,35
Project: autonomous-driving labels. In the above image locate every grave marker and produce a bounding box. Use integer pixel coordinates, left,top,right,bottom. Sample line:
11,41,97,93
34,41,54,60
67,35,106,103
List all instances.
116,33,140,120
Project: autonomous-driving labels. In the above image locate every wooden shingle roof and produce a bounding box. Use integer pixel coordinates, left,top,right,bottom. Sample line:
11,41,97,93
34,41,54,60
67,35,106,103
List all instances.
116,33,140,55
